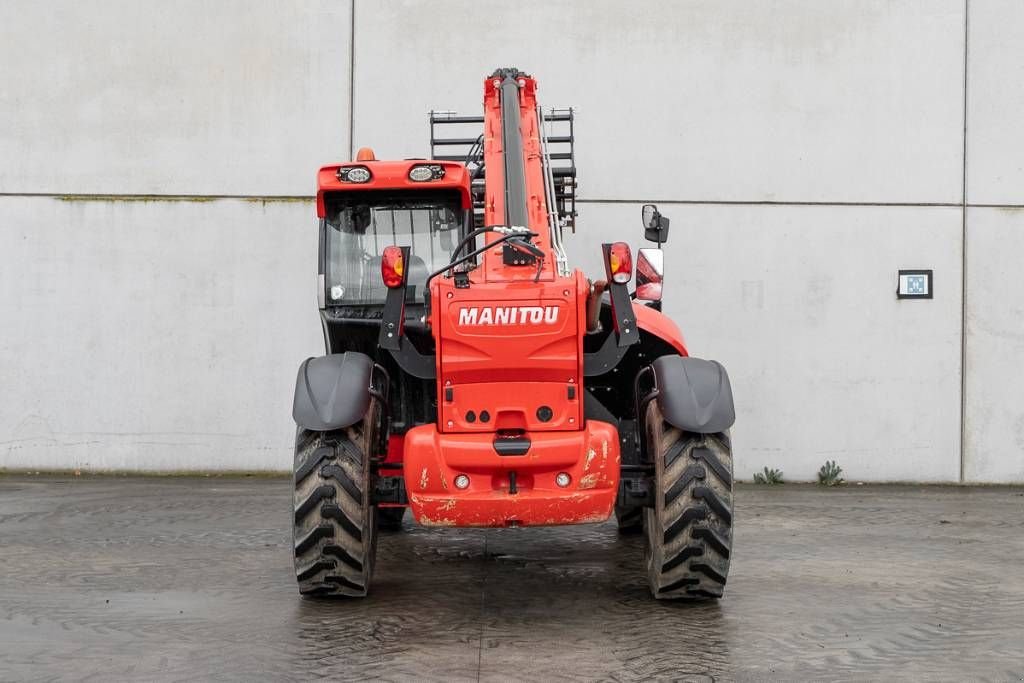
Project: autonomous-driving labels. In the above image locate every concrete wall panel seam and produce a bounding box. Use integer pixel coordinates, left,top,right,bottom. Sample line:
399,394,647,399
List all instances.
959,0,970,483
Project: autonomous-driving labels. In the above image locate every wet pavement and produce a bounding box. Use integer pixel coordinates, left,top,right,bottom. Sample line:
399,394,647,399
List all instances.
0,475,1022,681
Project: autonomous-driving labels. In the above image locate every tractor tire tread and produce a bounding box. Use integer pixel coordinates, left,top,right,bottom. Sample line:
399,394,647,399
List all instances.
292,415,378,598
295,445,334,484
645,402,733,601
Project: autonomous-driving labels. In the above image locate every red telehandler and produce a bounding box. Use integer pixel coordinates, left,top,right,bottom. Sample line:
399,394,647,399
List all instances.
292,68,736,600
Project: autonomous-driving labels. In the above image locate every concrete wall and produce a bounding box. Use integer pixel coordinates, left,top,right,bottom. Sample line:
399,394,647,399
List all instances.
962,1,1024,482
0,197,320,471
0,0,351,195
1,0,1020,481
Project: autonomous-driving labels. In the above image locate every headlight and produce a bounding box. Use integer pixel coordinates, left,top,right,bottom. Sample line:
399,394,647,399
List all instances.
408,164,445,182
338,166,371,183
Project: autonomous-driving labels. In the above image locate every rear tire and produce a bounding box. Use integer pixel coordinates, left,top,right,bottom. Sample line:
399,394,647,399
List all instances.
377,507,406,531
292,400,380,597
614,502,644,534
644,402,734,600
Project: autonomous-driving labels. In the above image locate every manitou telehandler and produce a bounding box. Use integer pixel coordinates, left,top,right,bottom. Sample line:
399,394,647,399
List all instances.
291,68,735,600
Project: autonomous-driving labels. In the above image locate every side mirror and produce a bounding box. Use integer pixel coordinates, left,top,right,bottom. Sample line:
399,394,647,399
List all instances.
642,204,670,244
635,248,664,302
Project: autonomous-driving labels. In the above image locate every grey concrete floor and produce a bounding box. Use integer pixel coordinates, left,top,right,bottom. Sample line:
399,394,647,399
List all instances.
1,476,1022,682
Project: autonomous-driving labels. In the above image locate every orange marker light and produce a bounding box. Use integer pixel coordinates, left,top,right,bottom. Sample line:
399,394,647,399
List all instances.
607,242,633,284
381,246,405,288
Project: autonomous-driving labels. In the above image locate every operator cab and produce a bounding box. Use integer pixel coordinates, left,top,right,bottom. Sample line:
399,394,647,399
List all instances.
315,153,474,320
322,189,464,311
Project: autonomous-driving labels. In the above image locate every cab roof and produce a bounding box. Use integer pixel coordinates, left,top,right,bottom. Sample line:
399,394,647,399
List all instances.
316,159,473,217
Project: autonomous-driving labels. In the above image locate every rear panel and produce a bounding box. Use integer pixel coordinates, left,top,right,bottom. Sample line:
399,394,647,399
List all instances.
433,271,588,434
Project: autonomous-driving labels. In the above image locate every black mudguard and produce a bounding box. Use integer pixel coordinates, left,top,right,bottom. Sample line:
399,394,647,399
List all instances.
292,352,374,431
652,355,735,434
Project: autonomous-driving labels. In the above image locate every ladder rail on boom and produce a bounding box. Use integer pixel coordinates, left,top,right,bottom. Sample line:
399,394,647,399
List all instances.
538,104,569,276
429,108,577,235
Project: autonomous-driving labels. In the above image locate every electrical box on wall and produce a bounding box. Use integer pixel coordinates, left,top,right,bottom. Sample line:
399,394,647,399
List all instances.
897,270,932,299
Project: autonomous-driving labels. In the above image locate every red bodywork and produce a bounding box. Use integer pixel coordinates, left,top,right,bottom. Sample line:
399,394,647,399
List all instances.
317,73,686,527
315,160,473,218
412,263,621,526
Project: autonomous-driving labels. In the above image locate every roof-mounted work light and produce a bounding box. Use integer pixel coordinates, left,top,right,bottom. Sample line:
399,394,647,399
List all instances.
338,166,371,183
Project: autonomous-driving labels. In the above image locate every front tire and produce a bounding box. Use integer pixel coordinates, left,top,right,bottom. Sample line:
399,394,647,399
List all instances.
644,402,734,600
292,401,380,597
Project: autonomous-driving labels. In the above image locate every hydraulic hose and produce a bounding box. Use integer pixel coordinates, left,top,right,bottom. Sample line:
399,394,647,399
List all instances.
449,226,495,262
424,232,536,293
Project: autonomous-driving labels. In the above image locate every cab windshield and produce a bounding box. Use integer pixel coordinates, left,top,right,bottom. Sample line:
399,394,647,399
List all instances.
323,190,464,306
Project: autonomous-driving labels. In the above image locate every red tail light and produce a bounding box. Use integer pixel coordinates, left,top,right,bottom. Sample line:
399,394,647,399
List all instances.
381,246,405,288
607,242,632,284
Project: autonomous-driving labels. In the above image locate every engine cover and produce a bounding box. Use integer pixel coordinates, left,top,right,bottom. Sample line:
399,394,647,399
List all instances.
433,272,588,433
